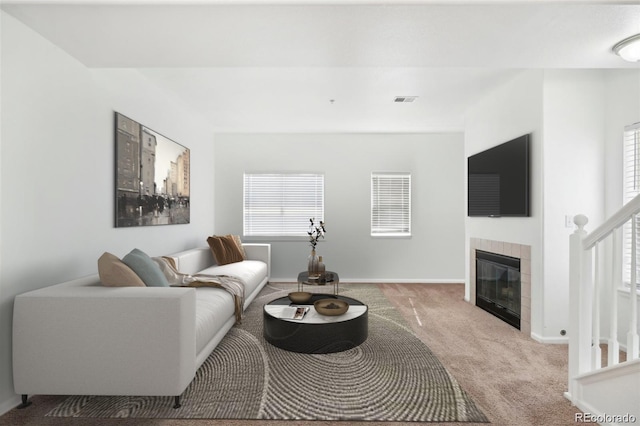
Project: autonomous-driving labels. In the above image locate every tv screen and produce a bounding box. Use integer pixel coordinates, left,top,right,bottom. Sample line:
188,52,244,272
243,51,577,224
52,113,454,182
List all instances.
467,134,530,217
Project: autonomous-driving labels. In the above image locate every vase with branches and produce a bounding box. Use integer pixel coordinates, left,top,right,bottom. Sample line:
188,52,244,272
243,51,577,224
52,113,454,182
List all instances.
307,218,326,277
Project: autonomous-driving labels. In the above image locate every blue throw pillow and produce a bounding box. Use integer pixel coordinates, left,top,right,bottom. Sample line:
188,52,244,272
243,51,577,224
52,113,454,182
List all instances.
122,248,170,287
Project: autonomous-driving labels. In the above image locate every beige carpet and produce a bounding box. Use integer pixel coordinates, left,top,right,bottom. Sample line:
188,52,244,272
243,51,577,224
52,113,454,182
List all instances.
380,283,582,426
0,283,582,426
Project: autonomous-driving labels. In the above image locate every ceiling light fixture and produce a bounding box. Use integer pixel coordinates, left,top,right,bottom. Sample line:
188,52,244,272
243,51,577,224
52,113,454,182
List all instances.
613,34,640,62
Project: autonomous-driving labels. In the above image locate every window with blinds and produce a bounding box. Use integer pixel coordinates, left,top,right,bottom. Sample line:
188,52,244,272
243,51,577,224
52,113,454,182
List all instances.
623,123,640,290
371,172,411,237
243,173,324,237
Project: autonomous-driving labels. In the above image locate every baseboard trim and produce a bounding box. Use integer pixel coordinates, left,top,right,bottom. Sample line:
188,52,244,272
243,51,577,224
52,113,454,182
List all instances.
564,392,603,423
531,332,569,344
270,278,464,284
0,395,22,417
346,279,464,284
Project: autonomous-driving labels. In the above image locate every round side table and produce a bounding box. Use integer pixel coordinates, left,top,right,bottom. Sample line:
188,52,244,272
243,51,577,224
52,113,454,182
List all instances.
297,270,339,295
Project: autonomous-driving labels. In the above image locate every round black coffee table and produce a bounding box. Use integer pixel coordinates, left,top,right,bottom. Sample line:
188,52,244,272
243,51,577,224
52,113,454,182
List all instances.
263,294,368,354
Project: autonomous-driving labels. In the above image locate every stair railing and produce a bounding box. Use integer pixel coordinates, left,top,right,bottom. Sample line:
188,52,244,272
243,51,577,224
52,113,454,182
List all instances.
567,194,640,401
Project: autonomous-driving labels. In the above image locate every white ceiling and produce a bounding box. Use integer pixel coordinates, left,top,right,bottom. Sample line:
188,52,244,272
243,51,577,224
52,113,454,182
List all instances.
2,1,639,132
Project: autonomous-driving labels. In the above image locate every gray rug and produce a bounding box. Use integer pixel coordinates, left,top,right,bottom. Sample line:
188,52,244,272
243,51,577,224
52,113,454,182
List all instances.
46,283,488,422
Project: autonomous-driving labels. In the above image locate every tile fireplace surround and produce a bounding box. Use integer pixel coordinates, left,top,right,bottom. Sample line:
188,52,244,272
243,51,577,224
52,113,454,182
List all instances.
469,238,531,336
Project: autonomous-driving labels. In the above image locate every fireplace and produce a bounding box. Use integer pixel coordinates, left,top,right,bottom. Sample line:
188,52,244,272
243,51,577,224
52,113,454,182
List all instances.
469,239,531,335
475,250,521,329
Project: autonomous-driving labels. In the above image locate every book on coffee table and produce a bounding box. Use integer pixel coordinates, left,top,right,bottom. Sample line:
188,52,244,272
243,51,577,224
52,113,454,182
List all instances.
280,306,310,320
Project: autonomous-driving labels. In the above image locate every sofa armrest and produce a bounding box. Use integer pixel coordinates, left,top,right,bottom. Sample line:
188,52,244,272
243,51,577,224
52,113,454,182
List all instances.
13,283,196,397
242,243,271,278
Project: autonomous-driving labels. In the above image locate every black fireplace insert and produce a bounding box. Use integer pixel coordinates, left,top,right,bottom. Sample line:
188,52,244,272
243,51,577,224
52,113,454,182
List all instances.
475,250,521,329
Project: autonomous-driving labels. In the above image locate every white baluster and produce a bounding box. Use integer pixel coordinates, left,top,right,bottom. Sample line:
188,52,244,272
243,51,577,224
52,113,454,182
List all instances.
608,228,621,367
592,242,601,370
628,215,639,360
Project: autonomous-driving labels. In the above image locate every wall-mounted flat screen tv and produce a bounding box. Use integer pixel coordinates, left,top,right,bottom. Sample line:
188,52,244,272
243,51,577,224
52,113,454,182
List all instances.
467,134,530,217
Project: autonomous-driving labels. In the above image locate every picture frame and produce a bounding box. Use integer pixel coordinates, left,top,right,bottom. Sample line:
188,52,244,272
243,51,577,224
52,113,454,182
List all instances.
114,112,190,227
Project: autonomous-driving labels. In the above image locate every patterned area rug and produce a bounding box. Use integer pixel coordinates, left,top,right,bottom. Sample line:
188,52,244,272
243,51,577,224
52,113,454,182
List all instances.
47,283,488,422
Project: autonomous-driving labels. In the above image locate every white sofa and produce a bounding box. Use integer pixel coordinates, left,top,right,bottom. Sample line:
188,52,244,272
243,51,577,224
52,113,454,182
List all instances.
12,244,270,409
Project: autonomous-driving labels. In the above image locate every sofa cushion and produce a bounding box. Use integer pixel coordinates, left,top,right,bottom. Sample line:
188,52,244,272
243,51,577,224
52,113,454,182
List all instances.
206,235,245,265
97,252,146,287
194,288,235,355
199,260,267,307
167,248,215,275
122,248,170,287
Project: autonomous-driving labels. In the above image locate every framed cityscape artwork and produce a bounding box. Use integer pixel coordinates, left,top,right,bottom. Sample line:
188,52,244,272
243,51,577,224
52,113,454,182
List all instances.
114,112,190,227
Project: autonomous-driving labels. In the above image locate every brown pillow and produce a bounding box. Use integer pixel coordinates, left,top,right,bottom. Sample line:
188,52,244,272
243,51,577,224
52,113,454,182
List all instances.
98,252,146,287
207,235,245,265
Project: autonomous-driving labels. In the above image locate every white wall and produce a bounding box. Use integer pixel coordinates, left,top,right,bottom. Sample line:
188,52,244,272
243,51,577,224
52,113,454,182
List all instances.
603,69,640,346
214,133,465,282
465,70,545,337
542,70,605,340
0,12,215,413
604,70,640,218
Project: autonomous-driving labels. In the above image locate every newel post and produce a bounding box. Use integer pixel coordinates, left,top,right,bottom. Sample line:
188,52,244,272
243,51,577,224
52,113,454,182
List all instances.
567,214,593,401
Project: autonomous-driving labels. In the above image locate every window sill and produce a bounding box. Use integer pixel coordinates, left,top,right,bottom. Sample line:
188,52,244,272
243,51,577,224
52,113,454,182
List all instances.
370,234,412,239
617,286,640,299
243,235,325,243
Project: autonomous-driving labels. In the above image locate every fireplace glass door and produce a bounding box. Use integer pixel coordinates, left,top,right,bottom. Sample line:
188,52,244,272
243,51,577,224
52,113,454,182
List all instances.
476,250,521,329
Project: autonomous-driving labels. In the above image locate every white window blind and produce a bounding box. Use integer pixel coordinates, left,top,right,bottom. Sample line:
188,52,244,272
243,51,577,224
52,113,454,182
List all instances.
243,173,324,237
371,172,411,237
623,123,640,290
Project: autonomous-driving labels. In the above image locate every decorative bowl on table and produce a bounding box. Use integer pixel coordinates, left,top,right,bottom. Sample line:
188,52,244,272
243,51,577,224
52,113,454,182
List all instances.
288,292,312,304
314,299,349,316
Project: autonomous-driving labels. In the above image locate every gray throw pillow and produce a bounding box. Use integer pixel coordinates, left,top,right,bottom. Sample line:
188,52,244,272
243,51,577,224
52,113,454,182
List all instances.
122,248,170,287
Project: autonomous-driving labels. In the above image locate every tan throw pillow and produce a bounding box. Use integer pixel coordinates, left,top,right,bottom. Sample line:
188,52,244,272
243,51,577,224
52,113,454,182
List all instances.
231,234,246,259
207,235,245,265
97,252,146,287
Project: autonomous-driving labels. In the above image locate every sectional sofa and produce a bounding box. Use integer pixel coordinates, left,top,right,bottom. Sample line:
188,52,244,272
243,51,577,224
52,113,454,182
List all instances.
12,243,270,409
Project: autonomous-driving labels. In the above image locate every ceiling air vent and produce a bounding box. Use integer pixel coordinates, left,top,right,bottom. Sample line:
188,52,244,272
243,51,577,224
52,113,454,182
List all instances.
394,96,418,103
